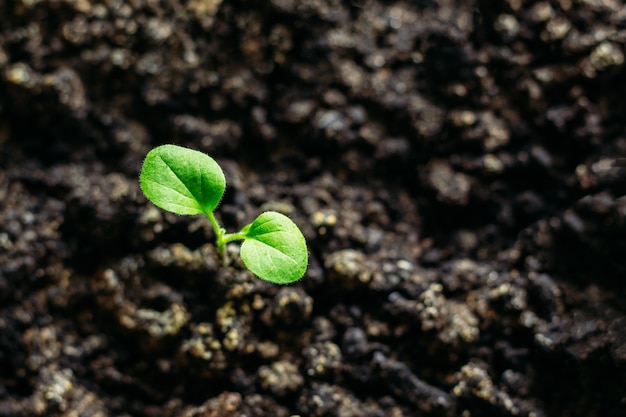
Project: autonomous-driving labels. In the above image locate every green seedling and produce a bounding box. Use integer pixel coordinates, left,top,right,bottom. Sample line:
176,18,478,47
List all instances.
139,144,308,284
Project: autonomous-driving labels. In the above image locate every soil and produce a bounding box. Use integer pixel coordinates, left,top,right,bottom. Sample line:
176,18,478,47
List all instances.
1,0,626,416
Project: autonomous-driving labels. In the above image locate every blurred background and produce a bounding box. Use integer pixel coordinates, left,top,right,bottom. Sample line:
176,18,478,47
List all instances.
1,0,625,416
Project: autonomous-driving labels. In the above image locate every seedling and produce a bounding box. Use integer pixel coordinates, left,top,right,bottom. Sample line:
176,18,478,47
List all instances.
139,144,308,284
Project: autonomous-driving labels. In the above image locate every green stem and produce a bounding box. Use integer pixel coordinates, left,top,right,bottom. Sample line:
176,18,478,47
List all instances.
206,211,226,265
205,211,249,266
222,231,248,244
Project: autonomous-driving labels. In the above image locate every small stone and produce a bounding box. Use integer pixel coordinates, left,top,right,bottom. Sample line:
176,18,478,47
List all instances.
257,360,304,396
425,160,472,205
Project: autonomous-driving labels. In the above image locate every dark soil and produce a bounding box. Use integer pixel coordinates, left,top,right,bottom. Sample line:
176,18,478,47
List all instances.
1,0,626,416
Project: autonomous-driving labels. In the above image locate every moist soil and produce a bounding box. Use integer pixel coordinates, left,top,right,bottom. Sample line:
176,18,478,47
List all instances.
1,1,626,416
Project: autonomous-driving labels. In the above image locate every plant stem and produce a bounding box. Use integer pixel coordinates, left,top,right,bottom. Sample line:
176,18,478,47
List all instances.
205,211,248,266
222,231,248,244
206,211,227,265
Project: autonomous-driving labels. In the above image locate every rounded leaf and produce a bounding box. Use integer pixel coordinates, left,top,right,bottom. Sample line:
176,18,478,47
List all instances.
140,144,225,215
240,211,308,284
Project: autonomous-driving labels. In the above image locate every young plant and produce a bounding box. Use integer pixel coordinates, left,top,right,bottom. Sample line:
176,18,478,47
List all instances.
139,144,307,284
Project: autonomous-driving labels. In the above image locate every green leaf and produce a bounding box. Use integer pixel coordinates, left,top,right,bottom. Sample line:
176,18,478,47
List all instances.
140,144,225,215
240,211,308,284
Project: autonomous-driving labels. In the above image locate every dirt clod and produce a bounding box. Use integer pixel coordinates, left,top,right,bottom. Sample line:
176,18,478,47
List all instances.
2,0,626,415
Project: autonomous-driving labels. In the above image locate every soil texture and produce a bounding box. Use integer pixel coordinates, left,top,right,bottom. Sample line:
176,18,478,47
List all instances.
1,0,626,416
